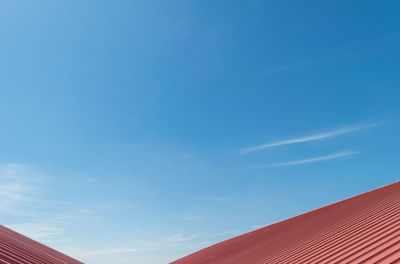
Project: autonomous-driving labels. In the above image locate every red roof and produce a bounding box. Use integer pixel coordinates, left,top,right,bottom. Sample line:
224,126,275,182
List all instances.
172,181,400,264
0,225,82,264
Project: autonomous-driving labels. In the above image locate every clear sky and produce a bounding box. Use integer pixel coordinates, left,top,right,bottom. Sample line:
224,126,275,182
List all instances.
1,1,400,263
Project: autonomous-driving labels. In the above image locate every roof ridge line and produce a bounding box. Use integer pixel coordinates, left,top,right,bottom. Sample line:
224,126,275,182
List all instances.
256,180,400,232
201,181,400,248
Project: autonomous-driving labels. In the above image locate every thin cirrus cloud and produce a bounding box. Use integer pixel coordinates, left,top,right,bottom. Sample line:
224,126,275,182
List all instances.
166,233,199,243
256,151,359,168
174,192,229,202
0,163,42,216
239,122,379,154
79,247,158,257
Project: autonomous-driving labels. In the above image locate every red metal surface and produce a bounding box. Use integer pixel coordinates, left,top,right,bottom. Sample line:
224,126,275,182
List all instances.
172,181,400,264
0,225,82,264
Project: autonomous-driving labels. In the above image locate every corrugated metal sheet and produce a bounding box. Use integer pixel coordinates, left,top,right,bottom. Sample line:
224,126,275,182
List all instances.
0,225,82,264
172,181,400,264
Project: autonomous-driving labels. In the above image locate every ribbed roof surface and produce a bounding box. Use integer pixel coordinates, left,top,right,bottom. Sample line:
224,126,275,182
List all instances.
172,181,400,264
0,225,82,264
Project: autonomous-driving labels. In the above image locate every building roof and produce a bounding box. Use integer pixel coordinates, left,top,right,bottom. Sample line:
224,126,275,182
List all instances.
0,225,82,264
172,181,400,264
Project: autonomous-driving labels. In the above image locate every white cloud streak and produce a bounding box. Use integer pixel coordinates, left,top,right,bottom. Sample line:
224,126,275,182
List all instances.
240,123,378,154
5,223,68,244
166,233,198,243
0,163,42,215
79,247,157,257
257,151,359,168
260,52,360,76
250,225,267,230
175,193,229,202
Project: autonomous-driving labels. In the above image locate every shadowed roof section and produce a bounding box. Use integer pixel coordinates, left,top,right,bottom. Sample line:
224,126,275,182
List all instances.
0,225,83,264
172,181,400,264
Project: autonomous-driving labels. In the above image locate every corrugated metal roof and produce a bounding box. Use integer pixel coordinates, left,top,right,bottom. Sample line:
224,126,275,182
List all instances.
172,181,400,264
0,225,82,264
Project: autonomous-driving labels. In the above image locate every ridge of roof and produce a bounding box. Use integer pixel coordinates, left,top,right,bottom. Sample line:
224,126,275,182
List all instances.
172,180,400,264
257,180,400,233
0,224,83,264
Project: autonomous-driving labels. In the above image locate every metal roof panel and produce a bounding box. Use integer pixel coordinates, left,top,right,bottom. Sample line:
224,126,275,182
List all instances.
172,181,400,264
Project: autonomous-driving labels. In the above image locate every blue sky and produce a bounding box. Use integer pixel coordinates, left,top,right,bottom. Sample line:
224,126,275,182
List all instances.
1,1,400,263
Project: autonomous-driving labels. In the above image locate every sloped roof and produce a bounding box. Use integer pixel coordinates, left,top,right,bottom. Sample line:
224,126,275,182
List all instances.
172,181,400,264
0,225,82,264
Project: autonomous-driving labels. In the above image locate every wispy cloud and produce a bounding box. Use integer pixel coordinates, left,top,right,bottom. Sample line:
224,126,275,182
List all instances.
250,225,267,230
256,151,359,168
79,247,157,257
5,223,69,245
175,193,229,202
166,233,198,243
195,196,228,202
74,173,97,183
0,163,43,215
260,51,363,76
205,230,240,238
240,122,378,154
182,215,203,221
0,163,105,262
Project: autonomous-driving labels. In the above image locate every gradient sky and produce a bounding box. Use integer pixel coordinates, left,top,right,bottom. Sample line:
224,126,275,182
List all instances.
1,1,400,263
